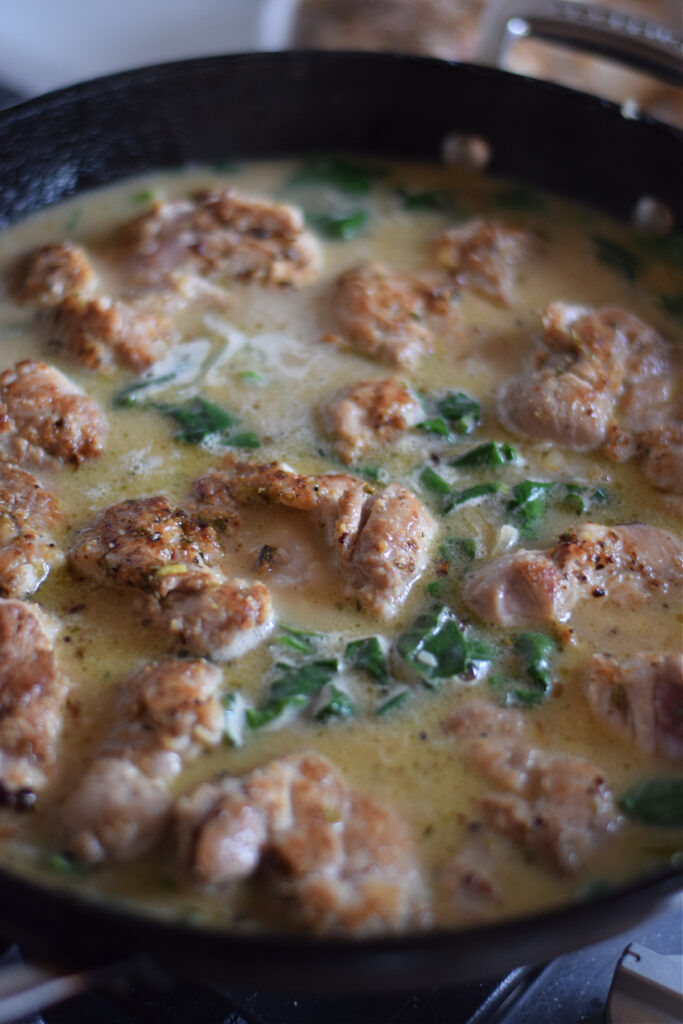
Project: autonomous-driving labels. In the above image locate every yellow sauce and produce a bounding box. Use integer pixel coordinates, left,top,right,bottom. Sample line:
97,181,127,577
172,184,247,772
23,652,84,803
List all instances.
0,159,680,931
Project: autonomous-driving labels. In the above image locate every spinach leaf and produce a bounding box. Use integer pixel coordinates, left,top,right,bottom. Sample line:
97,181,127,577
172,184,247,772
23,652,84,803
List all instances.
618,778,683,826
274,625,321,655
505,480,554,538
561,483,610,515
246,694,308,730
494,186,546,212
356,465,389,484
438,536,477,566
660,291,683,324
307,209,368,240
248,658,339,729
396,187,455,212
591,235,640,281
419,465,452,496
345,636,388,684
418,417,453,439
451,441,520,470
514,632,558,691
376,689,411,716
290,156,385,195
636,232,683,268
269,659,338,701
113,372,178,407
229,432,261,449
444,481,505,512
436,392,481,435
153,397,238,443
315,685,356,722
491,631,559,707
397,604,491,685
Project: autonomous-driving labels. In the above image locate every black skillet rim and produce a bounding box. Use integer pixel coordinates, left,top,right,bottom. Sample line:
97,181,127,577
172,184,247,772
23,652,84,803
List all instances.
0,50,680,993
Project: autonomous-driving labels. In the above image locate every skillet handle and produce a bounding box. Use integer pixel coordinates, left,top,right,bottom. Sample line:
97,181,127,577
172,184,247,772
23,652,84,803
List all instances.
476,0,683,86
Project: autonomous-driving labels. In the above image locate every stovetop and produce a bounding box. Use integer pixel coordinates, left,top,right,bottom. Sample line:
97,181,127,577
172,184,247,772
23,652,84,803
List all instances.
3,895,679,1024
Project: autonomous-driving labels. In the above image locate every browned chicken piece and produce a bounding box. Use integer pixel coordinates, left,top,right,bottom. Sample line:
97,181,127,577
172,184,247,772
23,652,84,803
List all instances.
439,834,505,924
158,574,274,662
70,495,220,590
46,295,170,371
321,377,421,464
0,463,62,598
498,303,677,459
587,652,683,762
70,496,273,660
0,359,107,467
120,191,320,289
434,219,533,307
0,598,69,806
330,262,457,370
184,468,242,534
19,242,98,306
464,522,683,627
634,422,683,494
498,304,629,449
59,659,223,863
445,700,619,875
174,750,430,936
191,460,436,619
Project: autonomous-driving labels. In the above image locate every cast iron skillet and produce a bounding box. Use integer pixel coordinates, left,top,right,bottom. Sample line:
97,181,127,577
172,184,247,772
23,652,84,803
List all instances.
0,51,681,994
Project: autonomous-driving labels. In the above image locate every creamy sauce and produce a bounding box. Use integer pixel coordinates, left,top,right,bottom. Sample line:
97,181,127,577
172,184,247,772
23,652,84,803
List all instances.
0,159,680,931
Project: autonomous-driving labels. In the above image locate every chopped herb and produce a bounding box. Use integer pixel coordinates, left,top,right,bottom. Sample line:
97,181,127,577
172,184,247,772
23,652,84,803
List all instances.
229,431,261,449
246,694,308,730
396,187,454,212
248,657,339,729
65,210,82,233
591,235,640,281
418,417,453,439
419,465,452,496
315,684,356,722
397,604,491,685
113,372,178,407
577,879,612,901
514,632,558,692
436,392,481,435
438,536,477,565
618,778,683,826
290,156,385,195
659,291,683,323
356,465,389,484
494,186,546,212
451,441,520,470
376,689,411,716
490,631,558,708
307,209,368,240
426,580,445,596
240,370,267,384
561,483,610,515
153,397,238,443
444,481,505,512
44,852,86,875
506,480,554,538
133,189,156,204
636,232,683,268
275,625,320,655
345,636,388,684
270,658,338,701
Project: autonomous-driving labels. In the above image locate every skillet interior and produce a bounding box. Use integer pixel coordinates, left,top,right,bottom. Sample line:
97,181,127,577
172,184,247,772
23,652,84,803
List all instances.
0,50,680,992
